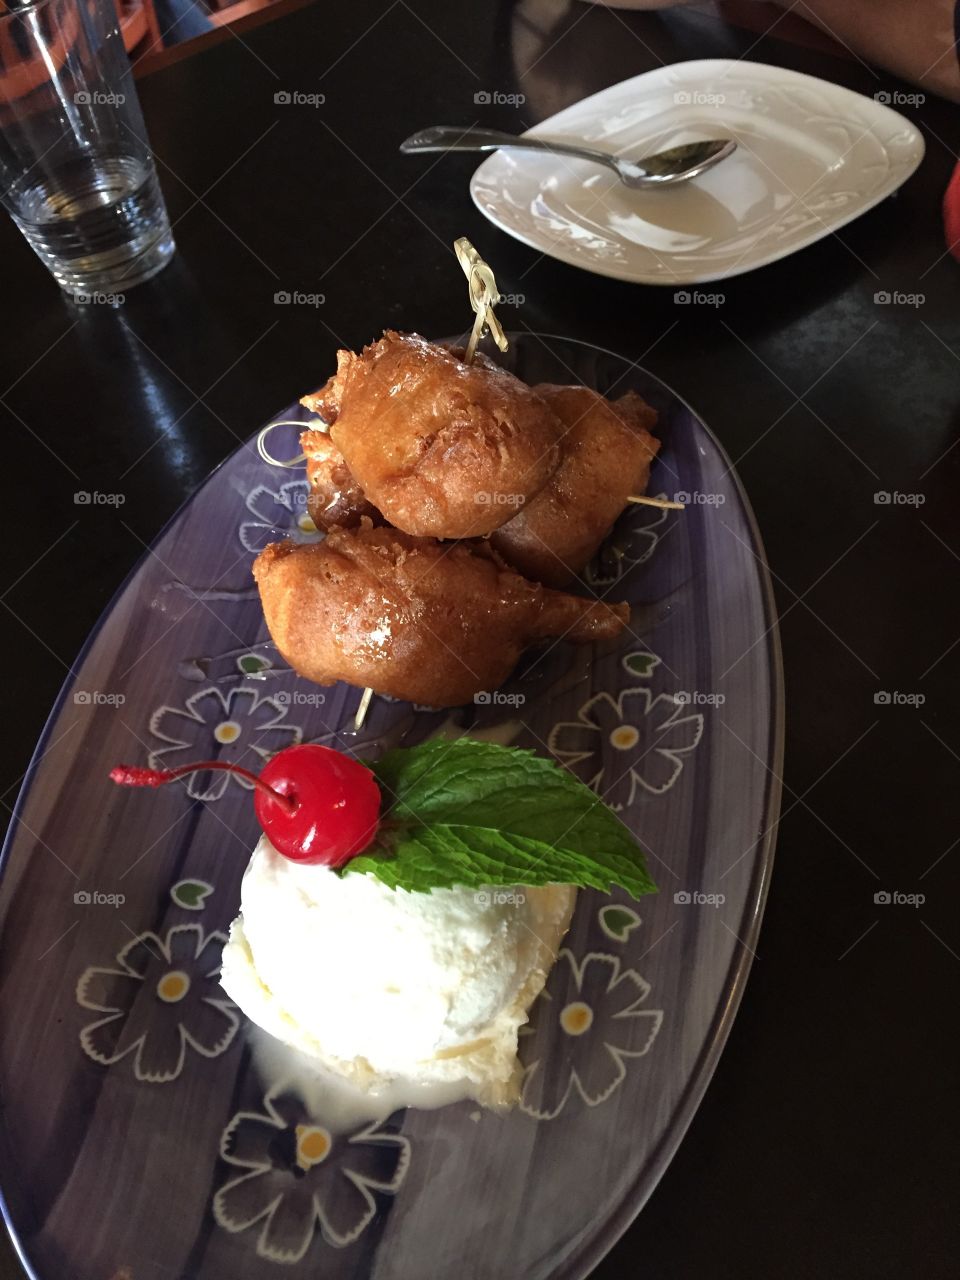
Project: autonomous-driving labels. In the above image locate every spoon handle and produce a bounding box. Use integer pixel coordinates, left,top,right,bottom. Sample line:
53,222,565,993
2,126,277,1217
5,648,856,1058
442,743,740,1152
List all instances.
400,126,616,172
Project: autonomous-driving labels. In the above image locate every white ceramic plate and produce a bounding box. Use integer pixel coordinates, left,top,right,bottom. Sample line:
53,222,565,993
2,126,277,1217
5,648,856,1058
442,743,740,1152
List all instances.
470,59,925,285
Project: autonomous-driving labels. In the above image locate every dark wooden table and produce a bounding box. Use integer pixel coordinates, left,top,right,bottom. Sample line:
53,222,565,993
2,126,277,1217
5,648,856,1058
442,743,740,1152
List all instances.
2,2,959,1276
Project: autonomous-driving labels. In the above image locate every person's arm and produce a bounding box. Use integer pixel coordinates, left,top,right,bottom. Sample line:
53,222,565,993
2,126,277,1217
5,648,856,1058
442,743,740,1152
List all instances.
587,0,960,102
788,0,959,102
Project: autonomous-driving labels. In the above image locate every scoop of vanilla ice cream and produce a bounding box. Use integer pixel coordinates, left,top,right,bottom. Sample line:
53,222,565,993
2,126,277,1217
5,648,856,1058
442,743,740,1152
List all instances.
220,836,576,1107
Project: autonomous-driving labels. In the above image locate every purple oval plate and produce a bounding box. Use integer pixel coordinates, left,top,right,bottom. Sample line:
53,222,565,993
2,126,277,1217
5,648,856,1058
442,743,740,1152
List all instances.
0,334,783,1280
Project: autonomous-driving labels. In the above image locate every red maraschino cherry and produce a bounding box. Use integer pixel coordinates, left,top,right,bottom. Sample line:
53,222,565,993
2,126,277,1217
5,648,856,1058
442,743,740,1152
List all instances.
109,744,381,867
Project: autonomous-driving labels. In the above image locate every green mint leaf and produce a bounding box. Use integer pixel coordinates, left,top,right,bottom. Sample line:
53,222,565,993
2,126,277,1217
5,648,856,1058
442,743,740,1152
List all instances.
345,739,657,899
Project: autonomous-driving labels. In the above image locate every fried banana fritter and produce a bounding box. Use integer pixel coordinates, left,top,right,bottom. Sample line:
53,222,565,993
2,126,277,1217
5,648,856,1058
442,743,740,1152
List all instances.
302,332,562,540
254,522,629,707
491,386,659,587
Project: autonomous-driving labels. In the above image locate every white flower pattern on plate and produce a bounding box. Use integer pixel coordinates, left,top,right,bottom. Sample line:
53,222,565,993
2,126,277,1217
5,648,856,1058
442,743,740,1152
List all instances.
76,924,239,1083
214,1088,411,1262
149,686,302,800
239,479,320,554
585,500,670,587
520,950,663,1119
548,687,703,806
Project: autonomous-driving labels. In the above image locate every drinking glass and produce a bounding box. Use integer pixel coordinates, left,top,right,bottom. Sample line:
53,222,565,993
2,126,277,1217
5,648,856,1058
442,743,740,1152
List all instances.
0,0,175,295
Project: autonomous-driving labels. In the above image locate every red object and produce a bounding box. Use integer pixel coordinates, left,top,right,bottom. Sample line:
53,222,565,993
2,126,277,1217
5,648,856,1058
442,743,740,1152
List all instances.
944,162,960,263
255,745,381,866
110,745,381,867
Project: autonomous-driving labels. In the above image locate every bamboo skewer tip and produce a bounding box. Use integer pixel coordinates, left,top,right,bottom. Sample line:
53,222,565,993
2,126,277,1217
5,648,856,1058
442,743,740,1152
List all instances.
354,685,375,731
627,494,686,510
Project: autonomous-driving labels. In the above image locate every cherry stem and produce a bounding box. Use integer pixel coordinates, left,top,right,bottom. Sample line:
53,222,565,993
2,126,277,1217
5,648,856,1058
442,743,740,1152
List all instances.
109,760,297,816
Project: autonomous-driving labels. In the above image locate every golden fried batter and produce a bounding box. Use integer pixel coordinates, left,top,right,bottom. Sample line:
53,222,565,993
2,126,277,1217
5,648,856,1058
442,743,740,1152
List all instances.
299,362,344,422
490,386,660,587
300,428,376,531
301,344,500,427
311,332,561,540
254,522,629,707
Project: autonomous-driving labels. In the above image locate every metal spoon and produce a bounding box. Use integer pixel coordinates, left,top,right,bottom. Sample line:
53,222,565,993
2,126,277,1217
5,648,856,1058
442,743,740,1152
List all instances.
400,127,737,190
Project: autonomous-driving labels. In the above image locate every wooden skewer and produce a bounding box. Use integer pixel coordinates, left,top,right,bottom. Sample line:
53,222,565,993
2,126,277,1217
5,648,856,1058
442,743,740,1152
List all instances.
627,494,686,510
454,237,508,365
351,240,511,729
256,420,323,469
257,421,377,727
353,685,374,731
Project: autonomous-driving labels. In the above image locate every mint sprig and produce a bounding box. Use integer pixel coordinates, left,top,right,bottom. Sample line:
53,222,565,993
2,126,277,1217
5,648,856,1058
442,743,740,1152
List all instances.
344,739,657,899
